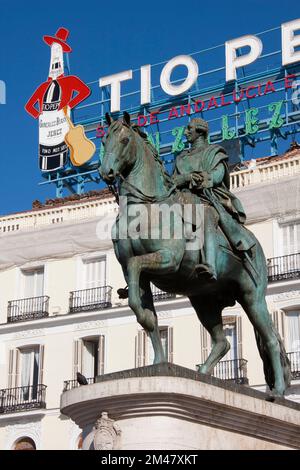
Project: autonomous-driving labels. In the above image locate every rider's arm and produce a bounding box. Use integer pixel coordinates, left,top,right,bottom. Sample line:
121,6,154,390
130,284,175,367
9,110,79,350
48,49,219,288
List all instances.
210,161,225,186
191,161,225,189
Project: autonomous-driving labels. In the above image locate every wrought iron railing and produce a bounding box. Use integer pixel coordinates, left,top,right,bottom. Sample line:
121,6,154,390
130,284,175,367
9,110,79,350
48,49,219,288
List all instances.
151,285,176,302
287,351,300,380
197,358,248,385
69,286,112,313
0,384,47,414
267,253,300,282
7,296,49,323
63,377,95,392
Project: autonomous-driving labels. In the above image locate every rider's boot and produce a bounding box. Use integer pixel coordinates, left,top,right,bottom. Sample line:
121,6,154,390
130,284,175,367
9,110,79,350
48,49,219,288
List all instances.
195,206,218,281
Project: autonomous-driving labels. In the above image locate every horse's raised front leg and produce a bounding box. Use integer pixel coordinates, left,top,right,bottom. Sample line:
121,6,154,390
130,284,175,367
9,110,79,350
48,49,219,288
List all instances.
189,296,230,375
127,249,179,331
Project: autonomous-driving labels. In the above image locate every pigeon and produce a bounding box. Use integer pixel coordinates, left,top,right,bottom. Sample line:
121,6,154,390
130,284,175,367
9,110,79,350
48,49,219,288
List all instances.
76,372,88,386
117,286,128,299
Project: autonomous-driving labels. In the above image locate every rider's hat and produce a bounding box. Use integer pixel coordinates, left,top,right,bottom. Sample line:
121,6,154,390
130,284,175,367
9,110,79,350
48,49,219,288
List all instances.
190,117,209,134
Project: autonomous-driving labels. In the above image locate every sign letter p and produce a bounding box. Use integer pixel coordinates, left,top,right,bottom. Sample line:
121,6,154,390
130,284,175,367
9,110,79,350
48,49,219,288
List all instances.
225,35,263,82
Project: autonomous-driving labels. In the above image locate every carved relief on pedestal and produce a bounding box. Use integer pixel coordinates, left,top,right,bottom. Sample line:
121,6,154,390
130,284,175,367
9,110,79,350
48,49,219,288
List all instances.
93,412,121,450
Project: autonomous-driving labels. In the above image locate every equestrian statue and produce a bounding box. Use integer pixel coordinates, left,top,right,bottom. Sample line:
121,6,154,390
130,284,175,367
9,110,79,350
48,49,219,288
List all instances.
100,112,291,397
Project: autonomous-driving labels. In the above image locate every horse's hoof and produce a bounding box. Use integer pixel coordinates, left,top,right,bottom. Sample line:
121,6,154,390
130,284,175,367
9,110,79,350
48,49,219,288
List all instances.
265,394,276,403
265,390,284,402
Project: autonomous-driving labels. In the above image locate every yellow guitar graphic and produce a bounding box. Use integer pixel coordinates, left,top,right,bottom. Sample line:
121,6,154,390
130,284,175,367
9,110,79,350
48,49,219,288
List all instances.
64,107,96,166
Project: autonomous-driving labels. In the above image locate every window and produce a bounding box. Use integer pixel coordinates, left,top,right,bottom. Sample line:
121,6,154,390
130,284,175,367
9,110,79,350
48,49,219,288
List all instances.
285,311,300,352
281,221,300,255
8,345,44,399
223,324,238,361
22,268,44,298
135,327,174,367
200,316,242,362
84,257,106,289
73,336,105,379
13,437,36,450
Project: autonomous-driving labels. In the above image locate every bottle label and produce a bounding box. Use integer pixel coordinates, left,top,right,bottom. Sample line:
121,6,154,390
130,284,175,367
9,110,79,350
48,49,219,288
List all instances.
38,80,69,171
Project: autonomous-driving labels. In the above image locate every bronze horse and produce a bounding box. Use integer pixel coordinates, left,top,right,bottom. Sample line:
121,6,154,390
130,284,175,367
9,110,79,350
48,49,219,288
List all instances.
100,112,290,397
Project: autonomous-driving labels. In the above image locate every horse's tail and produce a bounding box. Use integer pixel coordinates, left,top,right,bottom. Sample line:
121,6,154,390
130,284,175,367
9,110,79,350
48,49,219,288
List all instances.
254,326,291,391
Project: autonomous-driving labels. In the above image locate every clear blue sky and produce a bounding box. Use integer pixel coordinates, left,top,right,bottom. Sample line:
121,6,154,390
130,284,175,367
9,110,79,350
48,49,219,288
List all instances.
0,0,298,215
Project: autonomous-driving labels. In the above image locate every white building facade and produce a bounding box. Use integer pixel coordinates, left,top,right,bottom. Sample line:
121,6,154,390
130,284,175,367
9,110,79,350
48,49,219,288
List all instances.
0,147,300,450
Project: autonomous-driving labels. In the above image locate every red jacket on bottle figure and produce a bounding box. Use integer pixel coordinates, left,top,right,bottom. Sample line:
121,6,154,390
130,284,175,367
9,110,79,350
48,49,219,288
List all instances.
25,28,91,171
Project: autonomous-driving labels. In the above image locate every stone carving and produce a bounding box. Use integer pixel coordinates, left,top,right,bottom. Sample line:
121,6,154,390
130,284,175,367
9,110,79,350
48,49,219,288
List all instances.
14,329,44,339
157,310,173,319
273,290,300,301
93,412,121,450
75,320,106,330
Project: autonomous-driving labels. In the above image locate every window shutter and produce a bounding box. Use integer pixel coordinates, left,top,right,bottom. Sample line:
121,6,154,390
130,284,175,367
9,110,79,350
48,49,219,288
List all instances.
99,258,106,287
73,340,83,379
237,316,243,358
97,335,105,376
36,269,44,297
8,349,14,388
280,310,285,344
38,345,45,384
272,310,285,343
23,268,44,298
281,222,300,256
135,330,146,368
84,257,106,289
200,324,210,363
271,310,279,331
135,335,138,368
168,327,174,363
285,310,300,351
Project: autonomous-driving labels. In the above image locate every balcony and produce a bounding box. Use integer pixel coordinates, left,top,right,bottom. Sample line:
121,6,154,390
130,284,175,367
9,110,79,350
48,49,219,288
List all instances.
230,154,300,190
267,253,300,282
151,285,176,302
0,384,47,414
63,377,95,392
196,358,248,385
287,351,300,380
69,286,112,313
7,296,49,323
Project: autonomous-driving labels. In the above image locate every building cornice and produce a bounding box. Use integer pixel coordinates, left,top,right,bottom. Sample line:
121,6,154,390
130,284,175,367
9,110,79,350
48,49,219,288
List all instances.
0,296,190,334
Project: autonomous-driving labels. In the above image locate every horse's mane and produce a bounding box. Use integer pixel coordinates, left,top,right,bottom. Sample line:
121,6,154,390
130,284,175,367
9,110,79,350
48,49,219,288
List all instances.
107,120,172,186
131,123,173,186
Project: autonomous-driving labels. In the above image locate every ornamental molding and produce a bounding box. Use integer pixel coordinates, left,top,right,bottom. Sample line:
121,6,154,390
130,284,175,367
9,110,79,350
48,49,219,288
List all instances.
14,329,45,339
272,290,300,302
4,419,42,450
157,311,173,319
75,320,106,330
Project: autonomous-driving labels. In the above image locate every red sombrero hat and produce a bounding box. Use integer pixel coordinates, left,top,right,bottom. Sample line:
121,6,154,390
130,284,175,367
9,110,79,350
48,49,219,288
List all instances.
43,27,72,53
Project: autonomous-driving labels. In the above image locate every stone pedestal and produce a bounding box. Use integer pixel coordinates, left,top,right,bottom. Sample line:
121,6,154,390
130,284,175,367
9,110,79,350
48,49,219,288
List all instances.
60,363,300,450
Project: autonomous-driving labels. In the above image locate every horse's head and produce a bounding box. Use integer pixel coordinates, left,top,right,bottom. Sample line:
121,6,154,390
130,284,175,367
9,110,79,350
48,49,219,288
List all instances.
100,112,137,184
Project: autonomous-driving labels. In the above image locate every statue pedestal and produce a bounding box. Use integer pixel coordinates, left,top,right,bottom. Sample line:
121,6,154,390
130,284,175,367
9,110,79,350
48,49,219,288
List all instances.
60,363,300,450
